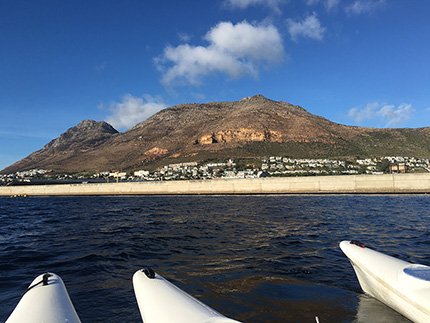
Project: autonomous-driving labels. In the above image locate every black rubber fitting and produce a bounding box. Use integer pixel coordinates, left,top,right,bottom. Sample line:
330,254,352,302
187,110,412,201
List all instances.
142,268,155,279
350,241,365,248
42,273,52,286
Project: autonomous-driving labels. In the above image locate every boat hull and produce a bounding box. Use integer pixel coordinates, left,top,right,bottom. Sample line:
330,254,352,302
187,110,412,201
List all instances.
133,268,241,323
6,272,81,323
340,240,430,323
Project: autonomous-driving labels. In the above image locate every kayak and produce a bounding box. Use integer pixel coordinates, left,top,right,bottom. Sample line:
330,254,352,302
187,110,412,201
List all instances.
6,272,81,323
133,268,242,323
340,240,430,323
9,270,239,323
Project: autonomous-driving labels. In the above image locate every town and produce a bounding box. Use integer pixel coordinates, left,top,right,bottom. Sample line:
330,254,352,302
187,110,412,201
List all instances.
1,156,430,185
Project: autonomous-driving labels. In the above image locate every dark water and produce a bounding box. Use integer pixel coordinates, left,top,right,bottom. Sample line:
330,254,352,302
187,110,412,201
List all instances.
1,195,429,322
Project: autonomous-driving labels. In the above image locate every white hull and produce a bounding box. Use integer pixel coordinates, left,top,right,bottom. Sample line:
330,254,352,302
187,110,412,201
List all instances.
133,268,241,323
340,240,430,323
6,272,81,323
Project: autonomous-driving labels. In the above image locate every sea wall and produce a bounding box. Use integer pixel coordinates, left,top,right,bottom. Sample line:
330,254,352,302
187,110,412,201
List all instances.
2,173,430,196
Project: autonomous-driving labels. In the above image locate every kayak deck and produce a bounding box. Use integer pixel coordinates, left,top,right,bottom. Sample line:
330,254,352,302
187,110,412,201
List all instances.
403,264,430,281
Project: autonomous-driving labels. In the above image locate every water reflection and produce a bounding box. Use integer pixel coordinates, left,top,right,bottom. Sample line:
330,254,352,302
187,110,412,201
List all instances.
355,294,411,323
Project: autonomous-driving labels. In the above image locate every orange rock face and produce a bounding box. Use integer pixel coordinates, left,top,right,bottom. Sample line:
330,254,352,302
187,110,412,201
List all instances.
198,128,283,144
144,147,169,156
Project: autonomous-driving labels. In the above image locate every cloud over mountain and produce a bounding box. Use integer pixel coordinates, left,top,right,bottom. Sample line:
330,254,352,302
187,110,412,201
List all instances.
348,102,414,127
287,13,326,42
103,94,167,131
155,20,284,87
223,0,285,13
345,0,385,15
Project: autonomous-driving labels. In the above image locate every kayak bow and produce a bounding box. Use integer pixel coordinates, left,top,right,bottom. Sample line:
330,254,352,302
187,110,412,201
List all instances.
340,240,430,323
133,268,241,323
6,272,81,323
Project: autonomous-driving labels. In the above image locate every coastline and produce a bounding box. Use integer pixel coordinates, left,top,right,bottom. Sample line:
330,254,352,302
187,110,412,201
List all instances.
2,173,430,196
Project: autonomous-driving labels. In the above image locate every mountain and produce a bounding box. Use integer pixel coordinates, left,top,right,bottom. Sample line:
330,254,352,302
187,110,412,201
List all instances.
3,120,119,174
2,95,430,174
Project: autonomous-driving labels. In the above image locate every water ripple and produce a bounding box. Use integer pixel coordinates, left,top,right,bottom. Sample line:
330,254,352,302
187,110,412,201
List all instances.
1,195,427,322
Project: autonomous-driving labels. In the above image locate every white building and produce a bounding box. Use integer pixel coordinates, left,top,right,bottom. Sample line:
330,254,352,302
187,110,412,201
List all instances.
134,170,150,177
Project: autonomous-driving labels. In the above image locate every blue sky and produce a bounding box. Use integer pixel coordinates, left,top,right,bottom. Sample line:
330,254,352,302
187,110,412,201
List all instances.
1,0,430,171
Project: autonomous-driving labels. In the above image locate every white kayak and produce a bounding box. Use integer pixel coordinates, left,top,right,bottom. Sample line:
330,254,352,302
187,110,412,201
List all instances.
340,240,430,323
6,272,81,323
133,268,242,323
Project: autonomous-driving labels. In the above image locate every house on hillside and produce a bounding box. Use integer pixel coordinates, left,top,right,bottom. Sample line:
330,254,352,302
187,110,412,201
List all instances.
390,163,406,174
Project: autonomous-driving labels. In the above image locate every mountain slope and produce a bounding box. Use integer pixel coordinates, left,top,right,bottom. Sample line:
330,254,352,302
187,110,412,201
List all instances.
2,95,430,174
3,120,118,174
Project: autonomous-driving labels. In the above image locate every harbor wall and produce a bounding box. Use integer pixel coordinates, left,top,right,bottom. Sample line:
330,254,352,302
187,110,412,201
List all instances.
2,173,430,196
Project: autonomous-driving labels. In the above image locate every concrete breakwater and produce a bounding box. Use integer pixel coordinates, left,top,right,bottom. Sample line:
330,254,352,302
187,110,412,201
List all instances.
2,173,430,196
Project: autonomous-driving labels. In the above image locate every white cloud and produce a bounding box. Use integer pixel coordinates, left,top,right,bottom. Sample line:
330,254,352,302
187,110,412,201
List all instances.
345,0,385,15
348,102,414,127
287,13,326,42
378,104,414,127
326,0,341,10
155,20,284,87
178,32,192,43
348,102,379,123
224,0,285,13
207,21,283,61
103,94,167,130
95,61,107,72
307,0,383,14
306,0,340,11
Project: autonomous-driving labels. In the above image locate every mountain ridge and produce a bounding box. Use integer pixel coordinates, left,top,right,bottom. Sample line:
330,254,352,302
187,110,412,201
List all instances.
2,95,430,174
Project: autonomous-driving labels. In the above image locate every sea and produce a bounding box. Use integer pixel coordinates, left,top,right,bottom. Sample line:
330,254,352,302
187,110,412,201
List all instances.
1,194,429,322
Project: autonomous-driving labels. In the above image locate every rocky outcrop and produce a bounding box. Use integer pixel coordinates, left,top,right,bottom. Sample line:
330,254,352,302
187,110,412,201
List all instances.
197,128,282,144
42,120,118,152
144,147,169,156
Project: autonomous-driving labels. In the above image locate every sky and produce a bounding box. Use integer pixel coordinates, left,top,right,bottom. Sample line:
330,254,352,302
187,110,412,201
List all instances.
1,0,430,171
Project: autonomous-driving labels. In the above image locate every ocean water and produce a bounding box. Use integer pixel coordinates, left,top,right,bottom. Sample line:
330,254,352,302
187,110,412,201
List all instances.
1,194,429,322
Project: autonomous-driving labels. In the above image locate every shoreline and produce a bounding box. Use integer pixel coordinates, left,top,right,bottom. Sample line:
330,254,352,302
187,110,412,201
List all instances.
1,173,430,196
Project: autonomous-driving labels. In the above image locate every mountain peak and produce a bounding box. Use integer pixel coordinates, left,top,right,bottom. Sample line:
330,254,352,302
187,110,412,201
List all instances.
46,120,118,150
75,119,118,132
240,94,271,102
